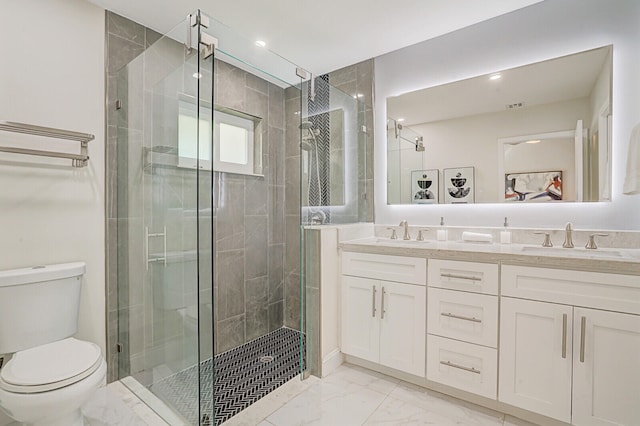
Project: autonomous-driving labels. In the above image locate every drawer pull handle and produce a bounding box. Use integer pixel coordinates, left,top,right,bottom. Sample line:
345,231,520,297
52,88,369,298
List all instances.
562,313,567,359
441,273,481,282
381,287,386,319
580,316,586,363
440,312,482,323
440,360,481,374
372,286,376,318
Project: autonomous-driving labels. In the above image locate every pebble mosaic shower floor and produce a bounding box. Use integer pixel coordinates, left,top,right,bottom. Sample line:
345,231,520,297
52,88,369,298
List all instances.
152,327,303,425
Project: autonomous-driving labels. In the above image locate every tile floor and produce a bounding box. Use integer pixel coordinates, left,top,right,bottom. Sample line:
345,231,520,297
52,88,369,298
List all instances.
83,363,538,426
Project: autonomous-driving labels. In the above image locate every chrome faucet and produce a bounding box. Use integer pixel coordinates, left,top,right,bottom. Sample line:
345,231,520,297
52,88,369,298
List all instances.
562,222,574,248
399,220,411,240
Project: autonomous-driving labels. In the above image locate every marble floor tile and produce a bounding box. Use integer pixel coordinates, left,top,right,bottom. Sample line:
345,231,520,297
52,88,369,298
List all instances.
82,386,151,426
97,363,535,426
363,395,472,425
265,378,387,425
388,382,504,426
503,415,540,426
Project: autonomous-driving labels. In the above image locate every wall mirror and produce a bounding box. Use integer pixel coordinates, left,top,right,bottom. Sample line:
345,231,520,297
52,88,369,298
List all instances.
386,45,612,205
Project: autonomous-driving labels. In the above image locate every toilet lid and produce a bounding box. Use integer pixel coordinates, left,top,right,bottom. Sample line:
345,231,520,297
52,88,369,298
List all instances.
0,338,102,393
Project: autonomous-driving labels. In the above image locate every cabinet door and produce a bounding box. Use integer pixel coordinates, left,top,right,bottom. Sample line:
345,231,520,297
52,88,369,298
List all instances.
499,297,573,423
379,281,426,376
341,276,380,363
572,308,640,426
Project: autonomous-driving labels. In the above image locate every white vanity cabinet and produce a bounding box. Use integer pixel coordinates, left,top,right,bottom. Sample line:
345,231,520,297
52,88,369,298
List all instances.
426,259,499,399
341,252,426,376
500,265,640,425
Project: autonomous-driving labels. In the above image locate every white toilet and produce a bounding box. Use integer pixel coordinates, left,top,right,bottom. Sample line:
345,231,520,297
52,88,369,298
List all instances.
0,262,106,426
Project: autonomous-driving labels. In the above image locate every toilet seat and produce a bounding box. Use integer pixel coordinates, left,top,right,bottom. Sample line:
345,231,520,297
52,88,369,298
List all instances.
0,337,102,394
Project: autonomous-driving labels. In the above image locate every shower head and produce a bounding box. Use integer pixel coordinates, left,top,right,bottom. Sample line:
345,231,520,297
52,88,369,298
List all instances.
299,121,314,130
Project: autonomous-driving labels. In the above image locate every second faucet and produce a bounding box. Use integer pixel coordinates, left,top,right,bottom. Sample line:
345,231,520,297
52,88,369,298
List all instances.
399,220,411,240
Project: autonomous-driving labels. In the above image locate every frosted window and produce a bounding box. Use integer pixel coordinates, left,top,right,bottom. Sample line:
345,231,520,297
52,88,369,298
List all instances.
178,101,212,170
219,123,248,165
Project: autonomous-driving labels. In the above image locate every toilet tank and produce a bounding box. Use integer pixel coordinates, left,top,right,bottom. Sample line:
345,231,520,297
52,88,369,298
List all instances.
0,262,85,354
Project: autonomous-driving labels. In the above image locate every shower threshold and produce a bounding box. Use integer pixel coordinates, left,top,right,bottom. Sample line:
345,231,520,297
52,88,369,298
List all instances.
152,327,304,425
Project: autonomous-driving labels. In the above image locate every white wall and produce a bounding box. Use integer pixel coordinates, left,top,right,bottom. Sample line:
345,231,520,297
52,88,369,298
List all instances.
374,0,640,230
0,0,106,360
411,98,587,203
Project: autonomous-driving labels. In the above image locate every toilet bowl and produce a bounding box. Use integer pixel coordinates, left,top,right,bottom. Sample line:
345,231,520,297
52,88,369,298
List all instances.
0,263,106,425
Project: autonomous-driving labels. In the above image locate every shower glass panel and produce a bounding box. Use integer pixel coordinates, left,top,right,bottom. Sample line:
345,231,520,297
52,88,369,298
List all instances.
115,9,309,425
301,77,368,225
300,77,368,378
116,11,214,424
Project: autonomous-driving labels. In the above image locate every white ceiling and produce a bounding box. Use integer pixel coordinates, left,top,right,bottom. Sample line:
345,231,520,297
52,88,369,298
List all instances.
88,0,542,76
387,45,611,126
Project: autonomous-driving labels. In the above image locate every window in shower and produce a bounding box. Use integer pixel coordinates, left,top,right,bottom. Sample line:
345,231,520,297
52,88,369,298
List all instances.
178,100,212,170
178,102,263,175
214,109,262,175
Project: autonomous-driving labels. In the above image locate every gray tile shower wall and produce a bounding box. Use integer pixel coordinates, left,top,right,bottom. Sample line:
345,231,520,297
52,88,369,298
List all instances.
213,57,287,354
105,12,289,382
105,11,161,383
328,59,375,223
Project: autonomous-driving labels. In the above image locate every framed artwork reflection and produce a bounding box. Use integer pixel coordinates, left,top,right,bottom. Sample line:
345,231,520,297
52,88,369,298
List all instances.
411,169,439,204
505,171,562,202
443,167,475,204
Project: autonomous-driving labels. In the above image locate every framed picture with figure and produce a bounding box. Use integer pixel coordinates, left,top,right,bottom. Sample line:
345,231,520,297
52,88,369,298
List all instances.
411,169,439,204
504,170,562,202
443,167,475,204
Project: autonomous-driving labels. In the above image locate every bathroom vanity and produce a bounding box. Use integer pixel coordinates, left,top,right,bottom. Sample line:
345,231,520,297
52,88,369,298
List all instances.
336,235,640,426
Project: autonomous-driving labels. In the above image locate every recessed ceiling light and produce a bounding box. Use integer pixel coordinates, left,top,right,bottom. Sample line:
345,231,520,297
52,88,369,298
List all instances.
526,139,541,144
490,74,502,81
353,93,364,99
192,72,202,79
397,118,405,122
255,40,266,48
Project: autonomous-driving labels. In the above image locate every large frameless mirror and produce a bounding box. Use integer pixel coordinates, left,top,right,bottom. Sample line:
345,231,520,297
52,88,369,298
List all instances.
386,45,612,205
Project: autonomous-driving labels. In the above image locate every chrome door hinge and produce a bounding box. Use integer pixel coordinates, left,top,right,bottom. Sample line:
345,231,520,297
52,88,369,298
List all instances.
115,99,122,110
200,33,217,60
116,343,123,353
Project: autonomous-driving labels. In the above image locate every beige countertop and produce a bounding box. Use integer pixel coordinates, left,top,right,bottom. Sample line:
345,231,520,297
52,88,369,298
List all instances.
340,237,640,276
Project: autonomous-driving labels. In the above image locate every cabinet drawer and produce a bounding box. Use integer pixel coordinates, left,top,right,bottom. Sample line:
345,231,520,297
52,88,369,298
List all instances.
342,252,426,285
427,288,498,347
502,265,640,315
426,334,497,399
428,259,498,295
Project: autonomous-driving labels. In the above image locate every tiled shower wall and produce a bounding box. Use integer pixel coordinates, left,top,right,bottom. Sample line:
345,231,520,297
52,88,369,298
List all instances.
283,61,375,331
105,11,162,383
213,59,287,354
329,59,375,224
105,12,289,381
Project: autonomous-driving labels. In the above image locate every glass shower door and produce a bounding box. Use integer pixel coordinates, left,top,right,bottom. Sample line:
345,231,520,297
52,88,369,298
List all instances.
116,11,214,424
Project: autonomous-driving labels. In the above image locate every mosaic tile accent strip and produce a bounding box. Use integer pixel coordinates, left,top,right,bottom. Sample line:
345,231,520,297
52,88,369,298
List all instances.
151,327,304,425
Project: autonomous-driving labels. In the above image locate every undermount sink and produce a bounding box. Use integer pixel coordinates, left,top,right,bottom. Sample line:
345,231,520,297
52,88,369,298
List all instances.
519,245,625,259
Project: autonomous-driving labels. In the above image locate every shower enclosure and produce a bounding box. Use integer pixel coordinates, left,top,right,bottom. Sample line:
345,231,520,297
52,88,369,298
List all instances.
112,10,368,425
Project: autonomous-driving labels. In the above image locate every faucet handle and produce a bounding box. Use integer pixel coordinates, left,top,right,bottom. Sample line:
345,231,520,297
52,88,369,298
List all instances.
387,227,398,240
585,233,608,249
416,229,429,241
534,232,553,247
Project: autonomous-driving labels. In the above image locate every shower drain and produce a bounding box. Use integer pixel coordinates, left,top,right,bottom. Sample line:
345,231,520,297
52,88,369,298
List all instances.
259,355,275,363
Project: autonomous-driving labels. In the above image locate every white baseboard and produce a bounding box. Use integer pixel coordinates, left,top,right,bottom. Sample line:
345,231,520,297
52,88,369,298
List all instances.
321,349,344,377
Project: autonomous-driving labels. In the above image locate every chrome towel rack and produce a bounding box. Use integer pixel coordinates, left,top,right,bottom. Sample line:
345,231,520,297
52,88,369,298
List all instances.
0,121,94,167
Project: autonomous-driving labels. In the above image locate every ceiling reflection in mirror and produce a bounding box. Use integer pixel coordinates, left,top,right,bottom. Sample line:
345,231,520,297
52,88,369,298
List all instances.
386,45,612,205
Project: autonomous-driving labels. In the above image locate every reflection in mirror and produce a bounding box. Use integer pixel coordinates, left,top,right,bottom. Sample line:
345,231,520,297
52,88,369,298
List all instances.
386,45,612,205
